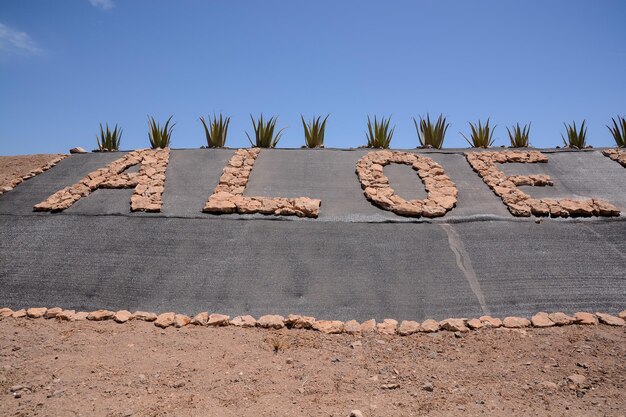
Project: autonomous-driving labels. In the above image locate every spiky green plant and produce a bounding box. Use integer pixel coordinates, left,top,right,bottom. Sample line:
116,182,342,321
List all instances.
200,114,230,148
96,123,122,151
607,116,626,148
301,114,329,148
461,119,496,148
413,113,448,149
246,114,284,148
506,123,531,148
148,115,175,149
561,120,587,149
365,115,394,149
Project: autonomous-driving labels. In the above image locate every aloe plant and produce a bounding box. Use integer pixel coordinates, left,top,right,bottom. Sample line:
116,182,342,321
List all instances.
413,114,448,149
607,116,626,147
148,115,175,148
365,115,394,148
461,119,496,148
561,120,587,149
301,114,329,148
200,113,230,148
96,123,122,151
246,114,284,148
507,123,531,148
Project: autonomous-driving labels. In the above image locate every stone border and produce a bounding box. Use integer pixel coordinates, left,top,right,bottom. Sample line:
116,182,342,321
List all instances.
355,150,458,217
0,155,67,196
1,306,623,335
602,149,626,168
33,148,170,212
466,150,620,217
203,148,321,218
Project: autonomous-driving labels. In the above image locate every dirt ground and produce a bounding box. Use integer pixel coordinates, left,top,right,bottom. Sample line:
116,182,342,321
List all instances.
0,319,624,417
0,154,64,190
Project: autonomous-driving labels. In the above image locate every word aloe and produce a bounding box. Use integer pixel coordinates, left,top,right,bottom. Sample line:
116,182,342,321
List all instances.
607,116,626,148
246,114,284,148
148,115,175,149
507,123,531,148
461,119,496,148
301,115,329,148
96,123,122,151
413,114,448,149
561,120,587,149
366,116,394,149
200,114,230,148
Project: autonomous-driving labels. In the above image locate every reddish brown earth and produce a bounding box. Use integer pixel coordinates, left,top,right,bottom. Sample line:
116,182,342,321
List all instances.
0,154,65,190
1,319,624,417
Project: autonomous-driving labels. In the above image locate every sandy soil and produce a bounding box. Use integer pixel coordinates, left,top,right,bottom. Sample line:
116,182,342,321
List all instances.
0,154,65,190
1,319,624,417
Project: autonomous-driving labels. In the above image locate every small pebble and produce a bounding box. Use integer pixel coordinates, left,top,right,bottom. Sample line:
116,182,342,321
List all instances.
421,382,434,392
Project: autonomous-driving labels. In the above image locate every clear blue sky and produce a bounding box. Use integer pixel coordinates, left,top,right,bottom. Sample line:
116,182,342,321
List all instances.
1,0,625,155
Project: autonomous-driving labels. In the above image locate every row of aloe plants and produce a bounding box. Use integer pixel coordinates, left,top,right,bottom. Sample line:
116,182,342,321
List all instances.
95,114,626,151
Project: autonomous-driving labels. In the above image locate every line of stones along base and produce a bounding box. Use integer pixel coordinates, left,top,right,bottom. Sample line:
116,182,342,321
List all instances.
1,307,624,335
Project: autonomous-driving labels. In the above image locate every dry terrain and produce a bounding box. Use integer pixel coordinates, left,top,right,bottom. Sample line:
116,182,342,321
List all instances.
1,319,624,417
0,154,65,192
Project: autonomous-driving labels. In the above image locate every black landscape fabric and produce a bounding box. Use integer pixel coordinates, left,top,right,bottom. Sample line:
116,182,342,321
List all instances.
0,149,624,320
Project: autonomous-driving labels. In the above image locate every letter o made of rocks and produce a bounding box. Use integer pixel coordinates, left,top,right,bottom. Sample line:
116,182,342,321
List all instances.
355,150,457,217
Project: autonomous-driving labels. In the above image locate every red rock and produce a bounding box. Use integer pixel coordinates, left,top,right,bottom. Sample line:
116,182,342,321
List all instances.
360,319,376,333
420,319,440,333
190,312,209,325
503,316,530,328
398,320,420,336
595,312,625,326
377,319,398,335
230,315,257,328
292,197,321,218
559,199,594,217
44,307,63,319
619,310,626,320
567,374,586,386
507,203,531,217
285,314,316,329
74,312,89,321
548,312,575,326
574,312,598,325
26,307,47,319
207,313,230,326
0,307,14,319
528,199,550,216
174,314,191,328
531,312,555,328
257,315,285,329
592,199,620,216
154,312,176,328
479,315,502,328
343,320,361,334
132,311,157,322
312,320,344,334
87,310,114,321
393,202,423,217
12,309,27,318
439,318,469,333
466,318,483,329
114,310,132,323
203,199,237,213
429,195,456,211
57,310,76,321
421,203,447,218
539,381,558,390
